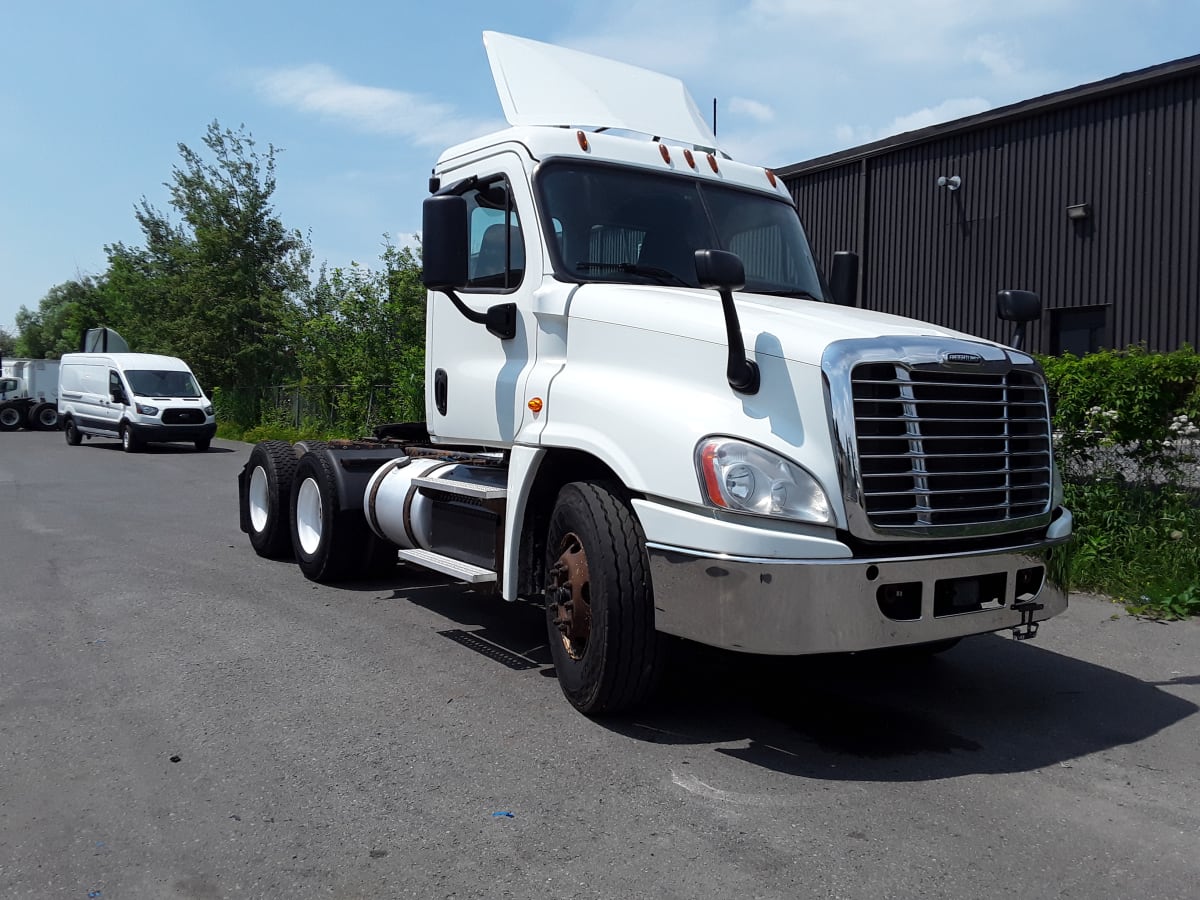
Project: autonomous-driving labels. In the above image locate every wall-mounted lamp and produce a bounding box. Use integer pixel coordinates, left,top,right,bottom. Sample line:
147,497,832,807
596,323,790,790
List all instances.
1066,202,1092,221
936,175,962,191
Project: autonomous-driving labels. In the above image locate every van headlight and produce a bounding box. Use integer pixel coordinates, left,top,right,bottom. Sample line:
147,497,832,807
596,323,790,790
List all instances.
204,404,214,415
136,403,159,416
695,437,833,525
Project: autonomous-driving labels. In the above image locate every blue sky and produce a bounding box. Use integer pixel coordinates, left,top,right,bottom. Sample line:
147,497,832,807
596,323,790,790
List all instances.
2,0,1197,333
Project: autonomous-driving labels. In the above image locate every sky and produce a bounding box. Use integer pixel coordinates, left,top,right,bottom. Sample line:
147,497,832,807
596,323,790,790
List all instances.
2,0,1197,333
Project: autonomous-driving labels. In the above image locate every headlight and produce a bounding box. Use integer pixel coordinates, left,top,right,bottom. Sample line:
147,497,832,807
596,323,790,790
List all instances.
135,403,159,416
695,437,833,525
204,404,214,415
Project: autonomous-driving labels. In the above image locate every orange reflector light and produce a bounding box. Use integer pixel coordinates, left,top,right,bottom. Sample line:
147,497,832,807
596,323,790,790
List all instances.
766,168,778,187
699,442,728,508
659,143,671,163
577,130,590,152
683,148,696,169
528,397,544,413
707,153,719,173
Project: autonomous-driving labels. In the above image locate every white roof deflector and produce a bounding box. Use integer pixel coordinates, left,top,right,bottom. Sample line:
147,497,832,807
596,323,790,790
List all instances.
482,31,721,151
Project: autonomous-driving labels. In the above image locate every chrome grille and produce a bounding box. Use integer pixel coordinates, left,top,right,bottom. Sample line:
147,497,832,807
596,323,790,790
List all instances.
850,362,1052,531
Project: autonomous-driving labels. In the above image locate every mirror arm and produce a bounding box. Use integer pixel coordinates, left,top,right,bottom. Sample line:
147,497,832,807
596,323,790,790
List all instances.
718,288,760,395
436,287,517,341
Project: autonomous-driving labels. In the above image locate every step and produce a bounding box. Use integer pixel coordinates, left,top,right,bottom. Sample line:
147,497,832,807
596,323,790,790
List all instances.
411,475,508,501
396,548,498,584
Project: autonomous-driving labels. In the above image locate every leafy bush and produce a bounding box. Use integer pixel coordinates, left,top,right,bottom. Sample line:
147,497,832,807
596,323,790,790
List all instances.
1042,345,1200,619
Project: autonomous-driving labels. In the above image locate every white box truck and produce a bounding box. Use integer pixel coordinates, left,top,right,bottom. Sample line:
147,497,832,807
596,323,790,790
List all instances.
0,358,61,430
237,33,1073,714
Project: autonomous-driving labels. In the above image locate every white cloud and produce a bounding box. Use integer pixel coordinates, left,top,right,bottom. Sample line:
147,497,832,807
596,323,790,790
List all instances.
252,64,504,148
882,97,993,137
729,97,775,122
965,34,1022,78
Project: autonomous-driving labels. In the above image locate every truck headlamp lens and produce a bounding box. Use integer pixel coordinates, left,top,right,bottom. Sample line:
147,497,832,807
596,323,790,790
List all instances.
696,438,833,525
135,403,159,416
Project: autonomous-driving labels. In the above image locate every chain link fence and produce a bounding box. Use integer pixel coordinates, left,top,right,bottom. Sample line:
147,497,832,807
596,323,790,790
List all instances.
214,382,425,435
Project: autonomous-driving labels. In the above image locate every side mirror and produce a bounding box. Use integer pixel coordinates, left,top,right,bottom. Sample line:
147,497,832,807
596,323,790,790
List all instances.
996,289,1042,351
422,194,469,289
695,248,746,291
829,251,859,307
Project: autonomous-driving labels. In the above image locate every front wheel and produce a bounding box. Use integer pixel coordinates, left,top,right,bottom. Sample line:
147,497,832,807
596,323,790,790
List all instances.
120,424,141,453
544,481,662,715
0,404,24,432
195,437,211,452
64,417,82,446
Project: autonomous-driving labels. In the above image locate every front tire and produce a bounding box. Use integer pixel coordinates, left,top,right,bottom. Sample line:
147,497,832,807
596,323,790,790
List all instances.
120,424,141,453
544,481,661,715
0,404,24,432
195,437,211,452
289,450,369,583
245,441,298,558
64,417,82,445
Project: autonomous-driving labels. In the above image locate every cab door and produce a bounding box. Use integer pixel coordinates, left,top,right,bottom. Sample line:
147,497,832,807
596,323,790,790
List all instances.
425,152,540,447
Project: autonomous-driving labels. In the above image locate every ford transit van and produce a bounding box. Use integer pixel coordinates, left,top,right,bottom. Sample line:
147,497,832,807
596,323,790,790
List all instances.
59,353,217,452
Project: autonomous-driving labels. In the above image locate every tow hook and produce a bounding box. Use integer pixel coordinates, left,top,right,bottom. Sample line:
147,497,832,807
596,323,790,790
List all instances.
1011,599,1045,641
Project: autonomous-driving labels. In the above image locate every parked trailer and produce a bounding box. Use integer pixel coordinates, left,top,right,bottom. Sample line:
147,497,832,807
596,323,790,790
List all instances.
238,33,1072,714
0,359,61,431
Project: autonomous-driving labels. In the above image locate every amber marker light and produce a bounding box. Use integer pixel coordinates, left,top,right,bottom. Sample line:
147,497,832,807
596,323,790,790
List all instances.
707,153,719,173
683,148,696,169
766,168,778,187
576,130,590,152
699,442,729,508
659,143,671,164
528,397,544,413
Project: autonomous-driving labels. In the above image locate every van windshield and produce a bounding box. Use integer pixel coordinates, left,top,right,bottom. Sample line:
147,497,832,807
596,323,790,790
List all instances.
535,160,826,299
125,369,202,398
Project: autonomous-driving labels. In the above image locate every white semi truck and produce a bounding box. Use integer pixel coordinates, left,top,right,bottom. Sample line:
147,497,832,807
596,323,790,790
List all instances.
238,33,1072,714
0,358,60,431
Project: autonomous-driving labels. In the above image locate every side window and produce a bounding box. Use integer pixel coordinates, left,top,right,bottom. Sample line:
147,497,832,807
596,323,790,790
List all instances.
0,378,17,394
109,371,125,400
465,177,524,291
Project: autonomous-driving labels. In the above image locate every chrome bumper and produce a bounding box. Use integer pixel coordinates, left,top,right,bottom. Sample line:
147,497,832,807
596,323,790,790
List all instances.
647,540,1069,655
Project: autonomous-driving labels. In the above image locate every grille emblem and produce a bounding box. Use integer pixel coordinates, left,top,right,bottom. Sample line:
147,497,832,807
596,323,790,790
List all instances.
943,351,984,365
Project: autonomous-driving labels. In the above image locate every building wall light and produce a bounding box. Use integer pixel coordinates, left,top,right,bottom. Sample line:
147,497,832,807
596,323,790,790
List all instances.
1066,202,1092,220
936,175,962,191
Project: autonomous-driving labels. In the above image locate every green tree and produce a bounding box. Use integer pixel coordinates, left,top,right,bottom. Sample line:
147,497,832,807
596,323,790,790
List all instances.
0,327,15,358
103,121,311,391
13,277,106,358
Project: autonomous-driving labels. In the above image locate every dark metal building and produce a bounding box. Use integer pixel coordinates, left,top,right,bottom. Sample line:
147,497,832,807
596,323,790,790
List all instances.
780,55,1200,355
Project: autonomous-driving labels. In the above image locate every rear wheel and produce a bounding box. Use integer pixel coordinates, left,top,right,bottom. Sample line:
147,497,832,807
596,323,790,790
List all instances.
245,440,299,558
29,403,58,430
64,417,82,446
544,481,661,715
289,450,370,583
0,404,24,432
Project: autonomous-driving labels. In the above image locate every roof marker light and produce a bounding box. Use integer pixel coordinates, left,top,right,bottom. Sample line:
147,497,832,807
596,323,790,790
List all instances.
577,130,590,152
659,143,671,164
766,168,778,187
707,152,719,173
683,149,696,169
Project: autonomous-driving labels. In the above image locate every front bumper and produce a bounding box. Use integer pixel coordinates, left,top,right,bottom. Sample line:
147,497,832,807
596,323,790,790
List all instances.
129,421,217,443
646,516,1071,655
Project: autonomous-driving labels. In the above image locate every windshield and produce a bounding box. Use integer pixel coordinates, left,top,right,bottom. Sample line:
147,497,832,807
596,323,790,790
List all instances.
125,369,201,398
535,160,826,298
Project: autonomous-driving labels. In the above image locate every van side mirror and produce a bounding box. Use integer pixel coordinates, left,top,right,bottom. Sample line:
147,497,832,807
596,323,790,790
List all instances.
829,251,859,307
996,289,1042,350
422,194,469,289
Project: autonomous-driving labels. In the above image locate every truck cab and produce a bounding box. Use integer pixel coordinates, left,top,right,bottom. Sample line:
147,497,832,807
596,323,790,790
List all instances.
239,32,1072,715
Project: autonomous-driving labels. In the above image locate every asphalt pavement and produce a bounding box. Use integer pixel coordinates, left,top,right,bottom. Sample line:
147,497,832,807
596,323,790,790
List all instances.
1,430,1198,899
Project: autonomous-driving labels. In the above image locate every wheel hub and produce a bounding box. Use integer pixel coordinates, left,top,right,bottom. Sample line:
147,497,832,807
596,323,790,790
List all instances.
548,532,591,660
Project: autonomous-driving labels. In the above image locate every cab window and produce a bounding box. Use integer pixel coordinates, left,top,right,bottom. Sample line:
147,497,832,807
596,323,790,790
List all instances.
464,176,524,291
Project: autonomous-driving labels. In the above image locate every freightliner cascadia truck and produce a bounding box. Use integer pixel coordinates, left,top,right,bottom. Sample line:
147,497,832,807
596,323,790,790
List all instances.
238,32,1073,714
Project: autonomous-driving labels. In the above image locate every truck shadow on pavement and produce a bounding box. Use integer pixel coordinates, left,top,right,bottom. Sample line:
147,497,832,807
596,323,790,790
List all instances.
358,570,1197,781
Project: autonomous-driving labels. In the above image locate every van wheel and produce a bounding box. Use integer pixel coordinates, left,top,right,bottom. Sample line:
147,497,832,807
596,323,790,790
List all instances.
195,438,211,452
544,481,662,715
289,450,367,583
64,417,82,445
0,404,24,431
121,424,141,453
29,403,59,430
245,441,298,558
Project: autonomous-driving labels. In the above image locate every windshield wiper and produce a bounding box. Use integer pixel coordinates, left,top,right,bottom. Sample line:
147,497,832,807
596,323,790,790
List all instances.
575,261,691,287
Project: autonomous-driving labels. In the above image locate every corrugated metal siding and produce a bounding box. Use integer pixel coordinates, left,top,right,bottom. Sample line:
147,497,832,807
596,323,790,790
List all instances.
784,68,1200,353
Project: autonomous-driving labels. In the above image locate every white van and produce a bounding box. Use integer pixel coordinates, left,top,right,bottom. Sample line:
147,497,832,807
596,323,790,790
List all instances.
58,353,217,452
